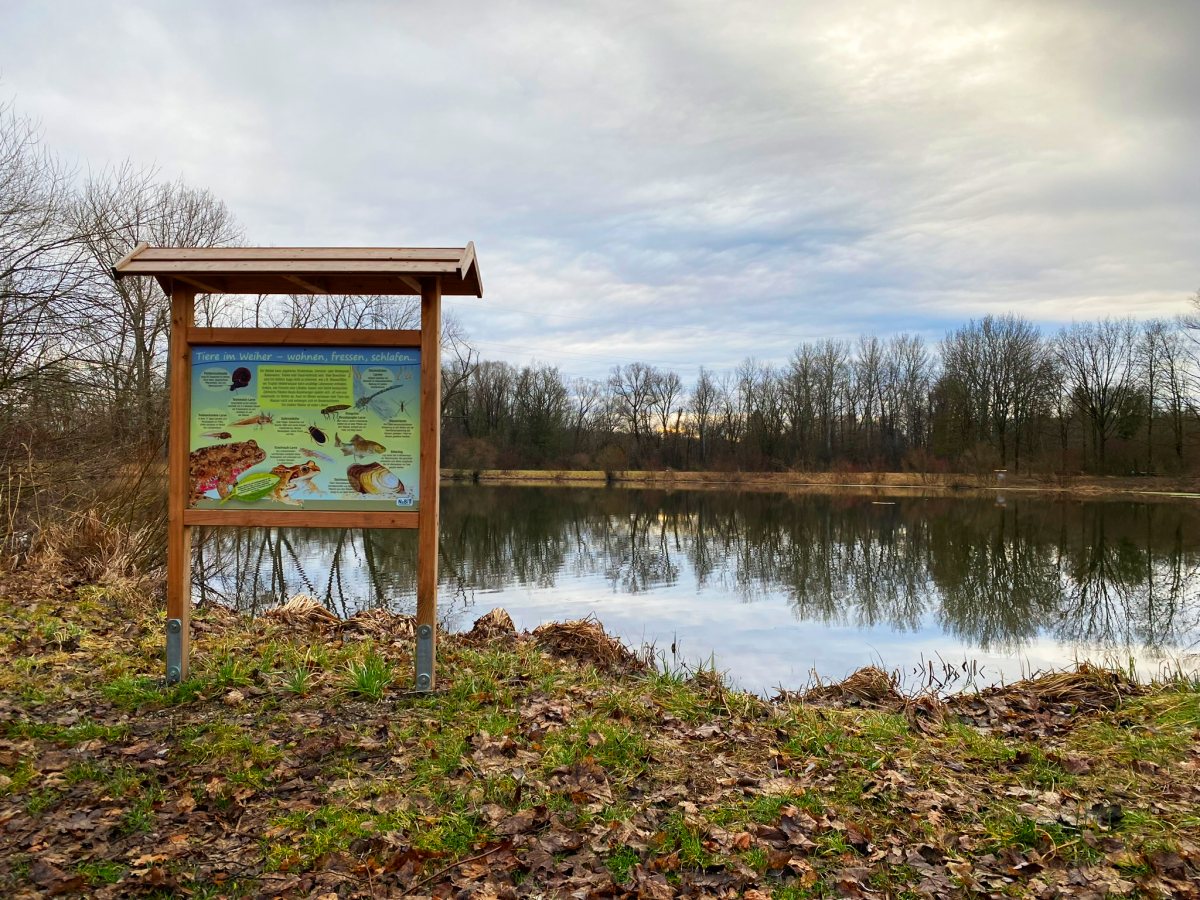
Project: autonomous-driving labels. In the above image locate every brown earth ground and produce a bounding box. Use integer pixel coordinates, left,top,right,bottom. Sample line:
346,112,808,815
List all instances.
1,570,1198,899
443,470,1200,500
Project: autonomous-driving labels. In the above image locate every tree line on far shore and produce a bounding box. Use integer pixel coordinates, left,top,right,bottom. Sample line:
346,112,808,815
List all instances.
442,312,1200,477
5,97,1200,486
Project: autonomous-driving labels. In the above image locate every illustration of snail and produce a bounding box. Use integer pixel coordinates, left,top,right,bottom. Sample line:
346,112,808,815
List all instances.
347,462,404,495
230,367,251,391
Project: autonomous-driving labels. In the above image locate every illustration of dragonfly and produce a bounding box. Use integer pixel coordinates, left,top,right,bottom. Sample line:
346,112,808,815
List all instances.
352,367,417,420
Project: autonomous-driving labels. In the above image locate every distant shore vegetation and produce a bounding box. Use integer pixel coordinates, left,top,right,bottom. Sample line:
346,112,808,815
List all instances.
443,313,1200,483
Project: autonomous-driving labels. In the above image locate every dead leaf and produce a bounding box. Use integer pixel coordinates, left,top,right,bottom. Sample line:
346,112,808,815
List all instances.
634,865,674,900
480,802,509,824
37,750,71,772
845,820,872,852
29,859,85,896
1059,753,1092,775
758,776,805,796
555,757,613,803
538,824,585,853
650,850,680,872
496,806,544,835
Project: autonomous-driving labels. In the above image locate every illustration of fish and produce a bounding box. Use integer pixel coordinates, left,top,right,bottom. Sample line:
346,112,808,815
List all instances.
230,412,273,427
230,367,251,392
336,432,386,459
202,431,232,439
300,447,335,463
321,404,350,417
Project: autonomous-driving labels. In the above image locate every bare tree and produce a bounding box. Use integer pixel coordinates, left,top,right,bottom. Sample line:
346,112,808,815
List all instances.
71,163,244,435
812,339,849,464
568,377,606,454
884,333,932,457
690,366,718,465
512,364,569,462
1139,320,1170,472
439,311,478,412
853,335,884,460
650,369,683,460
0,102,87,409
716,370,741,454
608,363,656,452
1158,319,1191,464
783,345,816,465
1056,319,1138,472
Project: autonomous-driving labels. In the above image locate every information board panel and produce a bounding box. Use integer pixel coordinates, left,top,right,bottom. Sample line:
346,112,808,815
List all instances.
188,346,420,511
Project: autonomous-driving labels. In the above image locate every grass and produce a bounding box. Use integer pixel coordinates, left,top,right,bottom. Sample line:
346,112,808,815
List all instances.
342,649,394,700
75,859,126,886
605,845,641,883
101,673,208,709
282,665,314,696
1,574,1197,899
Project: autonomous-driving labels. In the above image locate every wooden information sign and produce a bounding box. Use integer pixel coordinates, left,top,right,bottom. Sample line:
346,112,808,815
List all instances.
113,244,483,691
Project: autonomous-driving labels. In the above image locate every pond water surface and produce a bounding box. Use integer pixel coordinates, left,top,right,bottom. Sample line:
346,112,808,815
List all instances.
196,483,1200,693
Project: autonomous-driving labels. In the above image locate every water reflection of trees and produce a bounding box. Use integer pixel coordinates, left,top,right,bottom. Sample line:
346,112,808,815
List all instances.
199,486,1200,654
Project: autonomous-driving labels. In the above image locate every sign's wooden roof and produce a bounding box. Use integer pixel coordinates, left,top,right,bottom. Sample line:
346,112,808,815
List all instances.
112,243,482,297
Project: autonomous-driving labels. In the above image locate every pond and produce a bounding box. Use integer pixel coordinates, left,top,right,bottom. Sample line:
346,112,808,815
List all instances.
195,483,1200,693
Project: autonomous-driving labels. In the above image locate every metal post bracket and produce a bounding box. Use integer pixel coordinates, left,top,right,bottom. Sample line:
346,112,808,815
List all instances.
415,623,434,691
166,618,183,685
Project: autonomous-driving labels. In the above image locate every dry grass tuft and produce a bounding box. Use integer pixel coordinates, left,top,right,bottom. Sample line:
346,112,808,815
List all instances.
265,593,341,629
342,607,415,640
533,615,645,671
800,665,903,705
988,661,1146,710
3,442,167,576
462,607,516,644
40,508,159,583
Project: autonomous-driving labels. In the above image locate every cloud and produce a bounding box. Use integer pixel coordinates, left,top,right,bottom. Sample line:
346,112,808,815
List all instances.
2,0,1197,378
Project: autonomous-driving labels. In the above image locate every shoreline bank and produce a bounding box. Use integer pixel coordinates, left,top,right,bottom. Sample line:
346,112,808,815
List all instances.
444,468,1200,500
1,571,1198,898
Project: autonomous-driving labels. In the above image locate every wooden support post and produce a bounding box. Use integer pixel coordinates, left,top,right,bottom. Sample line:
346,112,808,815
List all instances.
415,276,441,690
167,285,195,683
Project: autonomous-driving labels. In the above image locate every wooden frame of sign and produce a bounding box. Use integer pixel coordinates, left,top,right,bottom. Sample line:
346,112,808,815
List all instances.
113,244,483,691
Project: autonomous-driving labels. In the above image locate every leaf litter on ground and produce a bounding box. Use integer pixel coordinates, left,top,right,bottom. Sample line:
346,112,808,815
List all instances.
1,566,1198,899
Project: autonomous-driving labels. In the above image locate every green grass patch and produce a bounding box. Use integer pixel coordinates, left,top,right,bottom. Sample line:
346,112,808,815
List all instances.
75,859,126,886
342,651,394,701
101,673,207,709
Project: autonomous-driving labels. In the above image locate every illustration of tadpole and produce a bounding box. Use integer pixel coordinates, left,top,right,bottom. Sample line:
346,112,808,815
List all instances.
230,367,252,392
230,412,273,428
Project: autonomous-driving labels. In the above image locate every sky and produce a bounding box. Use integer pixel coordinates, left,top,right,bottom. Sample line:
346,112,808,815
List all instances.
2,0,1199,381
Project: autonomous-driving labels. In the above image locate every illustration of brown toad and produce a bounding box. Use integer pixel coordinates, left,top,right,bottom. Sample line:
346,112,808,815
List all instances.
189,440,267,504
